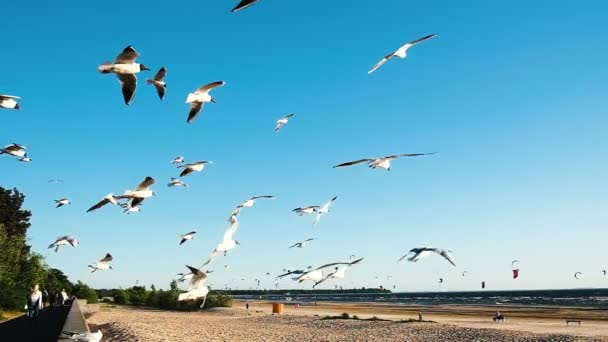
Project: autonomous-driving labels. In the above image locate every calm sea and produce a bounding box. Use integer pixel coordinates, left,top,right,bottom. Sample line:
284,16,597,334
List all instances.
234,289,608,308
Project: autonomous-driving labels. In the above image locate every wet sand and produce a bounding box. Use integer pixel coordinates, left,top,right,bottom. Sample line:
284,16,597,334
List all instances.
85,301,608,341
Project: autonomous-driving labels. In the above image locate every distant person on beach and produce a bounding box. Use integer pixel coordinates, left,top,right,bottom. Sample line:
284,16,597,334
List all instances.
246,303,249,311
26,284,43,319
61,289,68,305
42,289,49,308
418,313,423,322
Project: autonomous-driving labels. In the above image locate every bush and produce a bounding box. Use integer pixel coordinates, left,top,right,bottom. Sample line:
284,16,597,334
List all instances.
72,281,98,303
203,294,233,309
113,289,129,305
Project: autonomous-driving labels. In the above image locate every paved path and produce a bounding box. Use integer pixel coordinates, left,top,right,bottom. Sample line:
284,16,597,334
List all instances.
0,304,71,341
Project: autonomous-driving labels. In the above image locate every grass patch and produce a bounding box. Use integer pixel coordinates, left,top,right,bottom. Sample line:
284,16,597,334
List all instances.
320,313,436,324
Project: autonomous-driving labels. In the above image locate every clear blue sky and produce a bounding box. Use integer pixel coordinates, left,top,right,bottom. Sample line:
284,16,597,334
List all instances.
1,0,607,292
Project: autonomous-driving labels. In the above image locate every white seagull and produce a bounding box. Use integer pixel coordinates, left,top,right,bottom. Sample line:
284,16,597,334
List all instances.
123,203,142,215
334,153,435,171
178,265,210,308
313,257,364,288
62,330,102,342
185,81,226,124
98,46,150,105
171,156,185,164
295,261,360,284
180,231,197,245
274,113,295,133
201,215,240,268
178,161,212,177
116,176,156,207
48,235,79,253
398,247,456,267
177,272,193,283
368,34,437,74
289,238,316,249
232,0,258,12
313,195,337,225
54,198,71,208
0,94,21,110
86,193,120,213
168,177,189,188
88,253,113,273
146,67,167,100
0,143,27,158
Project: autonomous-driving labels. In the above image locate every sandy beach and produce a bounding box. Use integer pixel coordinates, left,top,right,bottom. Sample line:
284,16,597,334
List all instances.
86,301,608,341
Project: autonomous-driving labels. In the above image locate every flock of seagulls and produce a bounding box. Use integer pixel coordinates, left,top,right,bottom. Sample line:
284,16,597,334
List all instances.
4,1,601,314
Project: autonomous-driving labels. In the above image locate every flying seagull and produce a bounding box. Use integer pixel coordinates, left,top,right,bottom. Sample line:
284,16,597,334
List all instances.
295,262,359,284
313,195,338,225
116,176,156,208
201,215,240,268
334,153,435,171
603,270,607,276
274,113,295,133
368,34,437,74
177,272,193,283
0,143,27,158
178,161,212,177
313,258,364,288
238,195,276,209
48,235,79,253
232,0,258,12
574,272,582,280
171,156,185,164
86,193,120,213
146,67,167,100
292,206,320,216
0,94,21,110
88,253,113,273
289,238,316,249
178,265,210,308
98,46,150,105
123,203,142,215
185,81,225,124
48,179,64,183
168,177,189,188
276,268,310,279
398,247,456,267
180,231,197,245
54,198,71,208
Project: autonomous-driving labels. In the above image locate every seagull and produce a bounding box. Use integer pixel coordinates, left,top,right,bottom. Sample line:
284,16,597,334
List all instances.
178,265,210,308
292,206,320,216
274,113,295,133
86,193,120,213
185,81,225,124
313,195,337,225
334,153,436,171
48,179,64,183
18,156,32,163
178,161,212,177
116,176,156,208
276,268,310,279
296,262,359,284
62,330,102,342
88,253,113,273
98,46,150,105
0,143,27,158
48,235,79,253
574,272,582,280
123,203,142,215
368,34,437,74
180,231,196,245
177,272,193,283
146,67,167,100
201,215,240,268
232,0,258,12
171,156,185,164
0,95,21,110
168,177,189,188
603,270,607,276
313,258,364,288
289,238,316,249
54,198,71,208
398,247,456,267
238,195,276,209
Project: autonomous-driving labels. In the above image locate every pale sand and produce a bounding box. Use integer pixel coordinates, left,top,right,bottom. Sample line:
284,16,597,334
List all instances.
86,301,608,342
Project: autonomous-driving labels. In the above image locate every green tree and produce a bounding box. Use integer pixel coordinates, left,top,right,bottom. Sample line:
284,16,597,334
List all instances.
72,281,98,303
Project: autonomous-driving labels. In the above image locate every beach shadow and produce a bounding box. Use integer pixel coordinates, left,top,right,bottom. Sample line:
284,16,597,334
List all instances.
0,305,70,341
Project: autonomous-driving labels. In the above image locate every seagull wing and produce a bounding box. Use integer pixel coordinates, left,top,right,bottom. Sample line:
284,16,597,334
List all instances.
130,197,145,208
197,81,226,93
232,0,258,12
312,262,352,272
201,250,222,268
117,73,137,105
154,83,166,100
154,67,167,81
288,243,300,249
368,54,393,74
86,198,111,213
136,176,155,190
277,270,304,279
250,195,276,200
0,94,20,100
180,167,196,177
408,34,438,46
222,217,240,242
100,253,113,262
313,273,332,288
435,249,456,267
187,102,204,124
115,46,140,64
386,152,436,160
333,159,373,168
179,238,188,245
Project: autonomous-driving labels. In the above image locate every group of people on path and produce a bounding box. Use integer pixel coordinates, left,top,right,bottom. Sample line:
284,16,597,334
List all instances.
26,284,69,319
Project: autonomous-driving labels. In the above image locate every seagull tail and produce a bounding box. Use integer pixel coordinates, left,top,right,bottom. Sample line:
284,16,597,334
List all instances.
185,93,196,103
97,62,113,74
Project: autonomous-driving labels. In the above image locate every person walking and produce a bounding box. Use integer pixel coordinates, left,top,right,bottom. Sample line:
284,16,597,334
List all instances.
26,284,43,319
42,289,49,309
61,289,68,306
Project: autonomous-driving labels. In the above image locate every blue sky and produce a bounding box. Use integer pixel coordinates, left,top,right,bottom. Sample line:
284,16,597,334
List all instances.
1,0,607,291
